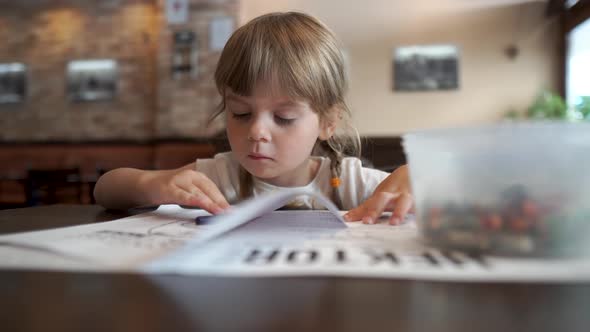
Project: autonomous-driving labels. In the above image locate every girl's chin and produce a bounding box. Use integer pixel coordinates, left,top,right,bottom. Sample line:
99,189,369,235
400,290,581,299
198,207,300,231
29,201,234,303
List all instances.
241,163,278,179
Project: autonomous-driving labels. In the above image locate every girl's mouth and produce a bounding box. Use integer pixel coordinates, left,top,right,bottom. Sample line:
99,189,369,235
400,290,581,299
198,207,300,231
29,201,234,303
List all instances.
248,153,272,160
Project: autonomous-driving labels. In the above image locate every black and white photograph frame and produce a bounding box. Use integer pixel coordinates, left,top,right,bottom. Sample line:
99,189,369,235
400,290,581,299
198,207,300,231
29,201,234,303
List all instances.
172,30,198,79
0,63,27,104
393,45,459,91
67,59,118,102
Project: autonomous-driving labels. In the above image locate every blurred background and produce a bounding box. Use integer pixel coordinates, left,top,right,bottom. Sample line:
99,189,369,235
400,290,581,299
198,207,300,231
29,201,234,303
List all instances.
0,0,588,207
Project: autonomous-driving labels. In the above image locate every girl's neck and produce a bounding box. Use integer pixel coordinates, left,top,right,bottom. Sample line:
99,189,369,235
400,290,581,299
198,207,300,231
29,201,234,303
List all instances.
255,158,320,188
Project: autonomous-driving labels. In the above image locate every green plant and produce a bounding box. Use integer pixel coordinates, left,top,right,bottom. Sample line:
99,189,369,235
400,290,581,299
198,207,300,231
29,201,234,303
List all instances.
504,108,521,119
526,90,568,119
503,90,590,122
575,96,590,119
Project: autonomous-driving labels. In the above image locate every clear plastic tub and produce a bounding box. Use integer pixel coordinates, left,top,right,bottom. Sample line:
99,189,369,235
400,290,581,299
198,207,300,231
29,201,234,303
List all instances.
403,122,590,257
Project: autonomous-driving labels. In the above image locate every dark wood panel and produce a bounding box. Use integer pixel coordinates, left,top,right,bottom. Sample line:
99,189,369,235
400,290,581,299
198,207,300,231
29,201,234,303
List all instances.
0,137,406,206
565,0,590,32
153,142,216,169
361,137,406,172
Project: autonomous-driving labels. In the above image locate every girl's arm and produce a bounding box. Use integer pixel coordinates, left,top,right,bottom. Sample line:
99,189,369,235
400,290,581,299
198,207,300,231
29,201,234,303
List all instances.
93,162,230,213
343,164,414,225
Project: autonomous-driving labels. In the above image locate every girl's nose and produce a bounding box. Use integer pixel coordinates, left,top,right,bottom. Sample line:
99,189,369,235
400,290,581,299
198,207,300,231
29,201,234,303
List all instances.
248,118,271,142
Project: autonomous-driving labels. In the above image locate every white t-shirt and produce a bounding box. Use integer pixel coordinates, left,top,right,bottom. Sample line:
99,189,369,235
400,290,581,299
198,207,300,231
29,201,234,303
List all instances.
196,152,389,210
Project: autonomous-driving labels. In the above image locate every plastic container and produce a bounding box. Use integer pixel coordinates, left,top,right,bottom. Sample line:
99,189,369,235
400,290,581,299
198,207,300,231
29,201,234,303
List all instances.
403,122,590,257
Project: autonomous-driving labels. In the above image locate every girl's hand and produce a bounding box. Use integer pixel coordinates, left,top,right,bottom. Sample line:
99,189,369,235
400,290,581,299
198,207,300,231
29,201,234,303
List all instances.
343,165,414,225
142,168,230,214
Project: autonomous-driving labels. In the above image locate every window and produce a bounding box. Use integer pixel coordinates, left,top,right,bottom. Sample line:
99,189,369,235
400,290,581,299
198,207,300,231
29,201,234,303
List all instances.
566,18,590,108
566,19,590,115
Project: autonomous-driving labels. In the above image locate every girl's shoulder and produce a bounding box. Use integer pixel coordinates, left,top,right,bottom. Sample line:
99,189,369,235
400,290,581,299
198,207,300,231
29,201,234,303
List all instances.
340,156,370,171
196,151,240,202
213,151,237,163
313,156,388,182
340,156,389,180
198,151,236,163
313,155,384,173
196,151,240,175
331,156,389,210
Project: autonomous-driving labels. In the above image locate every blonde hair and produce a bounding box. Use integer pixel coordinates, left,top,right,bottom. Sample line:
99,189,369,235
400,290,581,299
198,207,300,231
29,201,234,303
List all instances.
211,12,360,207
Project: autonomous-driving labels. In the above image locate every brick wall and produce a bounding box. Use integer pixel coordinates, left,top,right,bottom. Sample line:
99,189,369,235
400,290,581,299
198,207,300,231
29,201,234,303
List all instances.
156,0,237,138
0,0,237,141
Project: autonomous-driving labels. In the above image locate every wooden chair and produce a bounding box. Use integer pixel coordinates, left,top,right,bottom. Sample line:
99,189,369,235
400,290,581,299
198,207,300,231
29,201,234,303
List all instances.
25,168,82,206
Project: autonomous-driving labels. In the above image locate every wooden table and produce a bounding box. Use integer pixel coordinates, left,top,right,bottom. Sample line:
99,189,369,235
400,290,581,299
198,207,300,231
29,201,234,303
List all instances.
1,205,589,332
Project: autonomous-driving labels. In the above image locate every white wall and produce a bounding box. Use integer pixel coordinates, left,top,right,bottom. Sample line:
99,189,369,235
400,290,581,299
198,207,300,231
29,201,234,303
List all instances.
239,0,560,135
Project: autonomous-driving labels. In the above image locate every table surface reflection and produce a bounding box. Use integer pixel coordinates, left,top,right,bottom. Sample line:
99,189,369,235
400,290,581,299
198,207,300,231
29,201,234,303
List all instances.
0,205,589,332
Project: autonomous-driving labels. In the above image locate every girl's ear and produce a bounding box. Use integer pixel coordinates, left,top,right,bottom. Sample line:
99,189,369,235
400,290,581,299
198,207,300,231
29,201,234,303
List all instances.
319,107,340,140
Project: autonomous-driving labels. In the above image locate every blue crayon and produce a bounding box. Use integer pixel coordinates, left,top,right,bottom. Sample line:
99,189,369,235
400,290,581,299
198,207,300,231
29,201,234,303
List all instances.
195,215,216,225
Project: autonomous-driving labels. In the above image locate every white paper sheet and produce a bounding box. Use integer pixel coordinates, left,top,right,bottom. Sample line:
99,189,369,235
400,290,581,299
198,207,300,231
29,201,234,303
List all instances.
0,205,209,269
1,188,589,282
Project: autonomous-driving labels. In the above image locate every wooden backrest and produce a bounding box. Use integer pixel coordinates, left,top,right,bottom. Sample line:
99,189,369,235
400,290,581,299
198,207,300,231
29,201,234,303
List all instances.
25,168,82,206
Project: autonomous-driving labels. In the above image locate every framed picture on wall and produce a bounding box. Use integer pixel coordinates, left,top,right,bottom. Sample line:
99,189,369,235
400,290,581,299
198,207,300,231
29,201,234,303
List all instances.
393,45,459,91
66,59,118,102
209,16,234,51
0,63,27,104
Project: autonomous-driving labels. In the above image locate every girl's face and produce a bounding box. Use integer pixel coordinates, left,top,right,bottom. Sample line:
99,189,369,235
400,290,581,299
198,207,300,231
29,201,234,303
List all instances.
225,82,334,187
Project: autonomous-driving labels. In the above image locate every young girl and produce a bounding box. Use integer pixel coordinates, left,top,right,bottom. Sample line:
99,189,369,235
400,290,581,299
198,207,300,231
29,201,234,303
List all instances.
94,12,413,225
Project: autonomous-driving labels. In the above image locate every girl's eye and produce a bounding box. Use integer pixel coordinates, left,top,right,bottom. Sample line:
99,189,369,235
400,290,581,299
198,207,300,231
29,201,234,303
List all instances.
274,116,295,126
231,112,251,121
